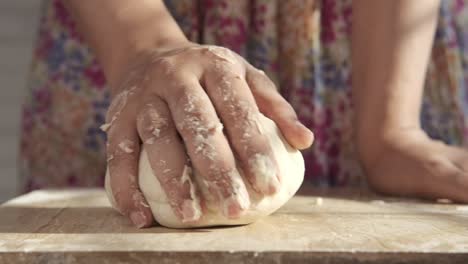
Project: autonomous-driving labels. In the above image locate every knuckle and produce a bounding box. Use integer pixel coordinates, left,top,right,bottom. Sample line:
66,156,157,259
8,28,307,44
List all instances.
248,68,277,90
424,156,445,172
204,167,237,193
208,159,234,175
189,126,222,160
107,133,138,157
451,171,465,185
107,87,138,119
172,85,194,107
153,57,176,75
201,47,243,73
179,117,223,145
209,60,244,76
276,101,296,116
230,100,252,118
227,101,261,135
101,91,137,134
172,89,215,136
138,104,173,142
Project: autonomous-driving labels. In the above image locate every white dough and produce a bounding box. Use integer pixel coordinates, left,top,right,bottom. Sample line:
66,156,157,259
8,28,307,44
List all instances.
105,114,304,228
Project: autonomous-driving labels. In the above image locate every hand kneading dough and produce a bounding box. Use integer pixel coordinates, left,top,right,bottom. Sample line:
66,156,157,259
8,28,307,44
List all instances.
105,114,304,228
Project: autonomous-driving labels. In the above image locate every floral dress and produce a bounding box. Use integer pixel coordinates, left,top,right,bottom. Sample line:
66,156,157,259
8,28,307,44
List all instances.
20,0,468,192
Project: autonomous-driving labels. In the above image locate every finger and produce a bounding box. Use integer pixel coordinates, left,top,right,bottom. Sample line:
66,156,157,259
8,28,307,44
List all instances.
420,155,468,203
161,75,250,218
447,146,468,172
436,149,468,202
246,67,314,150
203,65,281,195
106,99,154,228
136,96,202,222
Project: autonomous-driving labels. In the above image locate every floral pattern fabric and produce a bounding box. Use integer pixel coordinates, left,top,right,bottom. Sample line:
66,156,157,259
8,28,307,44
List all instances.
20,0,468,191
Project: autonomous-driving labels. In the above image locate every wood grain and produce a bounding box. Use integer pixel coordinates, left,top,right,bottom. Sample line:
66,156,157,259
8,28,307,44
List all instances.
1,188,468,263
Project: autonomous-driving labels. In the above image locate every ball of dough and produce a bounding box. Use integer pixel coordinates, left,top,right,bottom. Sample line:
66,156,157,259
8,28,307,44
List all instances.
105,114,304,228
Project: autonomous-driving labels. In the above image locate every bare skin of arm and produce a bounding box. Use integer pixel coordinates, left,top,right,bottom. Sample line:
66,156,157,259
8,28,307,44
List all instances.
65,0,314,228
65,0,188,88
353,0,468,202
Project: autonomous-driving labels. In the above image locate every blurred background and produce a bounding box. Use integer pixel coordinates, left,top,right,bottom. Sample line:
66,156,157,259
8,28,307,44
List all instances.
0,1,41,202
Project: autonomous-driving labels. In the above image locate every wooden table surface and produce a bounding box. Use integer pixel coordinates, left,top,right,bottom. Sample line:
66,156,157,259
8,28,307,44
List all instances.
1,188,468,263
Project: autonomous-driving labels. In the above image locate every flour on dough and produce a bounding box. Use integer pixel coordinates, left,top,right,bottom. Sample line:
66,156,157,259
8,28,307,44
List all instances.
105,114,304,228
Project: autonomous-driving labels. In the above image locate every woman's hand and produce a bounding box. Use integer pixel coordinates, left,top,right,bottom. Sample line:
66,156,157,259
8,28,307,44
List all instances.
104,43,314,227
65,0,312,228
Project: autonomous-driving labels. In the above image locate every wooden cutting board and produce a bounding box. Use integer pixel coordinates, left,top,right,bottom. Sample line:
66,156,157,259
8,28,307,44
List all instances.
1,188,468,263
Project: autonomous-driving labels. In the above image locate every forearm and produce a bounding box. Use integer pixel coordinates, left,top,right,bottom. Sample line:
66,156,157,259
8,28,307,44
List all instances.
65,0,188,88
352,0,440,139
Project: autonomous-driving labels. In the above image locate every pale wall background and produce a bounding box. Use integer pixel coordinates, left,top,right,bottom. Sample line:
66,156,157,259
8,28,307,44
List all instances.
0,1,41,202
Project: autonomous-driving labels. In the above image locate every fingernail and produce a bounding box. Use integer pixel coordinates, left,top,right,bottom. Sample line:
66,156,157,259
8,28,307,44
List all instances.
130,211,147,228
223,197,243,219
295,120,314,143
222,185,250,219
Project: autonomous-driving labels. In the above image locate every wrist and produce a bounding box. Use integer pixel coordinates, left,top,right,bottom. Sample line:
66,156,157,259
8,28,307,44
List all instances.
68,0,190,90
104,27,189,90
105,34,190,90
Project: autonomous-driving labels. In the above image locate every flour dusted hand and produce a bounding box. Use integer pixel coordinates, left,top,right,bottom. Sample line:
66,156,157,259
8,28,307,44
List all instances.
102,43,314,228
106,114,304,228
